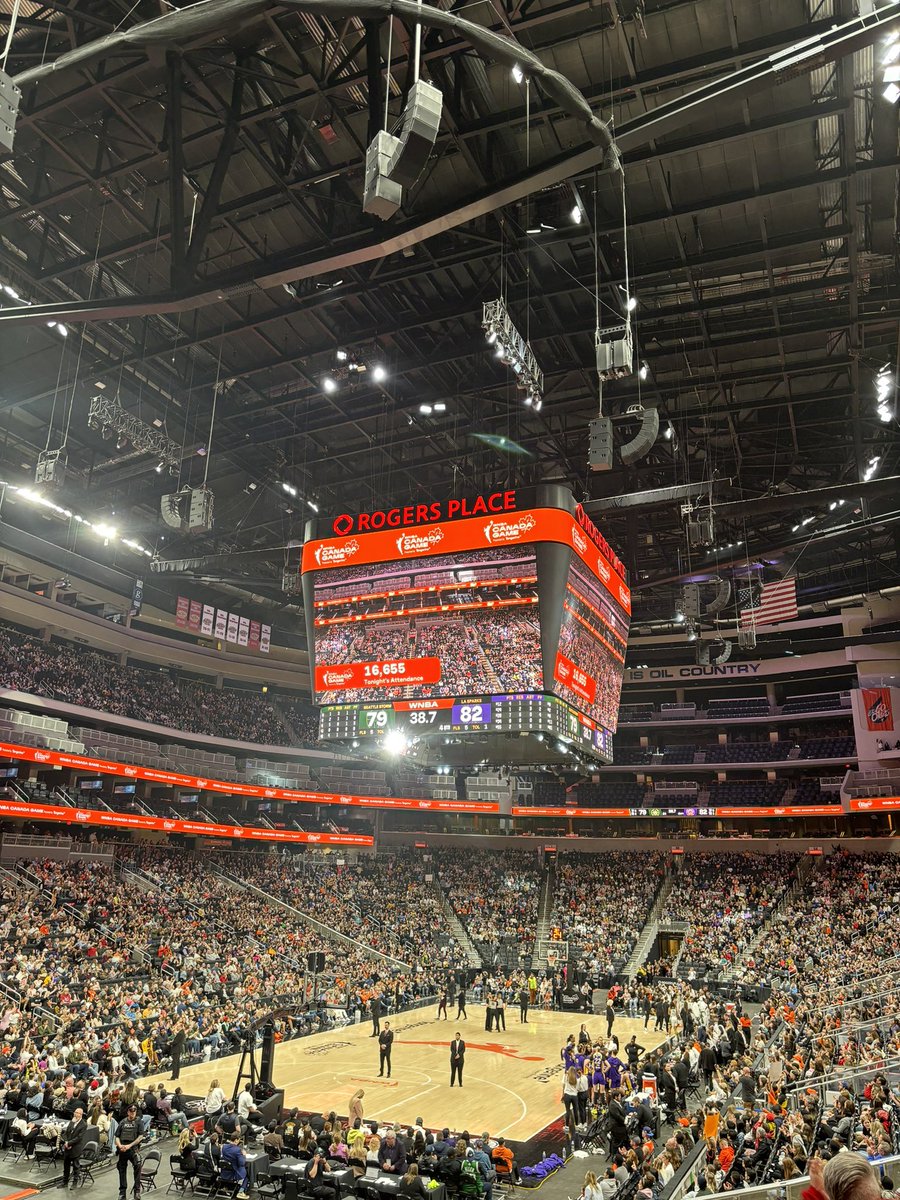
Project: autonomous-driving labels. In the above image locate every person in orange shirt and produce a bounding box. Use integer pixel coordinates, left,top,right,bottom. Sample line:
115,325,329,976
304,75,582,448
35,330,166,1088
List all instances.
717,1138,735,1174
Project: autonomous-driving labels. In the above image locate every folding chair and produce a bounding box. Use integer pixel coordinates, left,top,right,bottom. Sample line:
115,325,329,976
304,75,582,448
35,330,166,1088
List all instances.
141,1148,163,1192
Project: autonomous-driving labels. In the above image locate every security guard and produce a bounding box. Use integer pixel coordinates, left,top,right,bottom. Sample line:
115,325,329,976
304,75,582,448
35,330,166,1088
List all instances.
115,1103,145,1199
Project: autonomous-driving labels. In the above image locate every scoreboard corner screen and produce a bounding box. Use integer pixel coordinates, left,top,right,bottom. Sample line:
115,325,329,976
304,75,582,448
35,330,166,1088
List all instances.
303,486,629,766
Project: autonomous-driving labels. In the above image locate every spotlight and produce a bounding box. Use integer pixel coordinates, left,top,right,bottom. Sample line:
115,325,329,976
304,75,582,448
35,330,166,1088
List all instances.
336,349,348,362
322,376,337,394
883,82,900,103
664,422,674,440
626,296,638,312
639,363,648,380
486,329,497,344
674,612,684,623
115,435,128,451
2,284,19,299
383,729,409,756
434,402,446,412
419,404,433,415
571,204,582,224
372,365,387,383
512,64,524,84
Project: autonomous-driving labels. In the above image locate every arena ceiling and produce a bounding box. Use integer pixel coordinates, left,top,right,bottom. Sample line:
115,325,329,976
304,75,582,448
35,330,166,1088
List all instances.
0,0,898,643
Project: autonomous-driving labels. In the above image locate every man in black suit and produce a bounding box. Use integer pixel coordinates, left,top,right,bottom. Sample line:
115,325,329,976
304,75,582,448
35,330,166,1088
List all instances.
62,1105,88,1188
378,1022,394,1077
370,993,382,1037
450,1033,466,1087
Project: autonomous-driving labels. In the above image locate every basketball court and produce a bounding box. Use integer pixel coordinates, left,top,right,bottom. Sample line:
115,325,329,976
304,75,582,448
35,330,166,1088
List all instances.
144,1005,667,1144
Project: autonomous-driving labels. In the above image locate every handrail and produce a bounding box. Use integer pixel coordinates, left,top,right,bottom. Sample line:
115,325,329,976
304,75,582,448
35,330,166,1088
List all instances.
716,1151,900,1200
783,1053,900,1093
214,867,411,969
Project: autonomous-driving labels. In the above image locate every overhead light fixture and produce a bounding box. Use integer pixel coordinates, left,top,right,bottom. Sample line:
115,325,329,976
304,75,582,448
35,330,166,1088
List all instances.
383,729,409,756
372,364,387,383
322,376,337,394
2,284,19,300
115,435,128,451
434,402,446,412
512,64,524,84
336,349,348,362
307,499,319,512
883,82,900,102
155,462,165,473
571,204,582,224
482,298,544,410
281,481,298,497
419,404,433,415
639,363,648,380
626,296,638,312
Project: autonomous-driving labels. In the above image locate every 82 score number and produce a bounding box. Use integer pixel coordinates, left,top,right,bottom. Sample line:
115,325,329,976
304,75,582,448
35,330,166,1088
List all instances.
451,702,493,726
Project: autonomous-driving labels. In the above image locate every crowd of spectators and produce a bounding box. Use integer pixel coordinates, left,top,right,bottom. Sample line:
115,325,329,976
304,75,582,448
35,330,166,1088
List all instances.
549,852,667,973
437,848,540,955
221,849,462,975
664,853,799,977
0,623,307,748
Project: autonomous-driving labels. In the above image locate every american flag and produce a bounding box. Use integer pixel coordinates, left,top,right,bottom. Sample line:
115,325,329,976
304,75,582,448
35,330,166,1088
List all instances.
738,577,798,627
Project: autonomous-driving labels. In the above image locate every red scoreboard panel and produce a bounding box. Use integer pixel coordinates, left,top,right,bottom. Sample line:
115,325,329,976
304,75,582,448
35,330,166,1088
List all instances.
301,486,631,760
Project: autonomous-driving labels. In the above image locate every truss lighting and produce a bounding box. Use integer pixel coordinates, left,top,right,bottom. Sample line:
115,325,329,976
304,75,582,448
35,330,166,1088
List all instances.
481,298,544,409
512,64,524,84
876,365,894,421
863,455,881,482
336,349,348,362
626,295,638,312
372,364,387,383
571,203,582,224
884,82,900,102
322,376,337,394
639,362,648,379
87,394,181,475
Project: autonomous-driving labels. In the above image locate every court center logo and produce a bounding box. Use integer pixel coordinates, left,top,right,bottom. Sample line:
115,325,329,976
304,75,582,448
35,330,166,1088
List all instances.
483,513,536,544
395,527,444,556
314,538,360,566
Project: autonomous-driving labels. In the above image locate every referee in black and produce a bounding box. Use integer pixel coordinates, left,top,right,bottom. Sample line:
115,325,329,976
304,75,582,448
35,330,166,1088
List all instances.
115,1103,144,1200
378,1022,394,1078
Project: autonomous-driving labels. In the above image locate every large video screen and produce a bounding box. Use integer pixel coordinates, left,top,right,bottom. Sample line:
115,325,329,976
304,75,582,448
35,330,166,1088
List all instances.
312,546,542,705
552,557,628,732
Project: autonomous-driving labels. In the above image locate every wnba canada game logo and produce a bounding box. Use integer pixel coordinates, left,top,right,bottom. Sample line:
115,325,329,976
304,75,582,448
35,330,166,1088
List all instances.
322,667,355,687
314,538,360,566
483,513,536,544
395,527,444,555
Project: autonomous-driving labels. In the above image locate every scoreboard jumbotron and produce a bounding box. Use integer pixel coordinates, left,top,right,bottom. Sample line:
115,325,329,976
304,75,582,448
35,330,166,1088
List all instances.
318,692,613,766
302,484,630,767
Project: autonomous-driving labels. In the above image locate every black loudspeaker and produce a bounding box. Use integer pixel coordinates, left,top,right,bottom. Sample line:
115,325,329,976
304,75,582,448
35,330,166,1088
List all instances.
259,1024,276,1085
307,951,326,972
588,416,614,471
620,405,660,466
255,1088,284,1126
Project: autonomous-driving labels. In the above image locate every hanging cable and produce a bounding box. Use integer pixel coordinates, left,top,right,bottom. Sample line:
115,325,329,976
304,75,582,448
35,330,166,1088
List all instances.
0,0,21,70
384,18,393,130
412,0,423,82
202,324,226,488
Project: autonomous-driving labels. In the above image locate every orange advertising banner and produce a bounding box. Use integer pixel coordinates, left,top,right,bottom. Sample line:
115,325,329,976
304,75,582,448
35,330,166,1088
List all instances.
302,507,631,615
